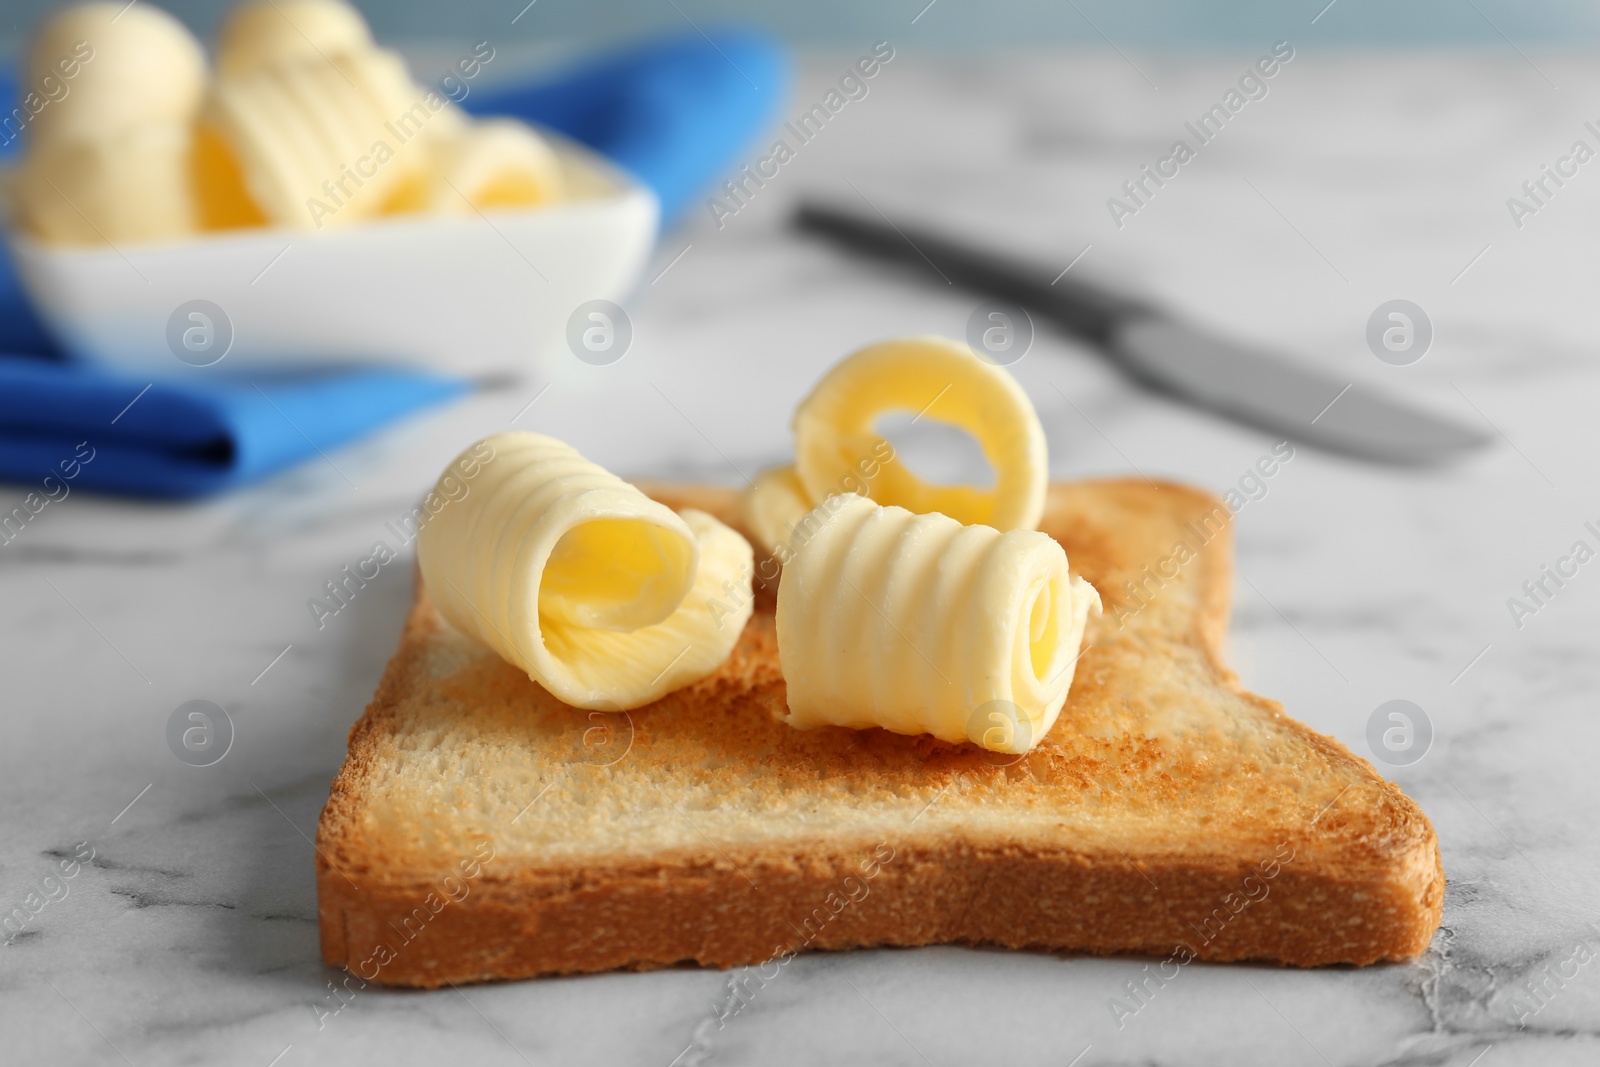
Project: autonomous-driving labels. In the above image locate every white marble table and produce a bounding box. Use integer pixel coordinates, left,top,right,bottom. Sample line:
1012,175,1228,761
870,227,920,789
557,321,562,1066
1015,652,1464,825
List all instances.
5,47,1600,1066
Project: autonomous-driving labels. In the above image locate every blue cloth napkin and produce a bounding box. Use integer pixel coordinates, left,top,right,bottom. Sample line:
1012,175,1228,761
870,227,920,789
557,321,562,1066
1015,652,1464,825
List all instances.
0,360,469,498
466,28,787,224
0,29,787,499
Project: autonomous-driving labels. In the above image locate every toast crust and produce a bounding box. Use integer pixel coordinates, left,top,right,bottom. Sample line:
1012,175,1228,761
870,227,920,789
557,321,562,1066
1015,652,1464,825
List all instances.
316,480,1444,986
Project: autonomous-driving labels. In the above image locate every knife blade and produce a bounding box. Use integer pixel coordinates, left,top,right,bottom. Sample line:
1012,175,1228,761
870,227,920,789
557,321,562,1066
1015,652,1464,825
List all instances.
794,201,1492,465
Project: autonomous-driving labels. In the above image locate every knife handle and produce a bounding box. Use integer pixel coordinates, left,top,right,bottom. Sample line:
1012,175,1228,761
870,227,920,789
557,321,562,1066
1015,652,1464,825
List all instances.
793,201,1149,345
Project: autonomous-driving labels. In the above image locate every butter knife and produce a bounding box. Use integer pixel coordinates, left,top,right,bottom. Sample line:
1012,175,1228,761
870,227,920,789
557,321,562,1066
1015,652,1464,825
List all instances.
794,201,1491,465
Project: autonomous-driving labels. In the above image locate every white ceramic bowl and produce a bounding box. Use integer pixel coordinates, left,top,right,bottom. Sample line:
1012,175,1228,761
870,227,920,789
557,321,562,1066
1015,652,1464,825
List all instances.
5,134,658,378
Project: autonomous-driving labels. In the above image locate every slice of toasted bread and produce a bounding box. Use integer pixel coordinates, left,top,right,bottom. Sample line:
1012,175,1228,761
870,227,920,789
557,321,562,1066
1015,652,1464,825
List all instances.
316,480,1442,986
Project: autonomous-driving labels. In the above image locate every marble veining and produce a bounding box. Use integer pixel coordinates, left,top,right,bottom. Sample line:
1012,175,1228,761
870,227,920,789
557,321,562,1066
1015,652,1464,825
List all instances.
4,50,1600,1065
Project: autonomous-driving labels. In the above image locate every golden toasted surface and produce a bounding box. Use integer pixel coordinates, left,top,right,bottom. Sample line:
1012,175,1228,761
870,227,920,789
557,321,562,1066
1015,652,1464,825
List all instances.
317,480,1443,981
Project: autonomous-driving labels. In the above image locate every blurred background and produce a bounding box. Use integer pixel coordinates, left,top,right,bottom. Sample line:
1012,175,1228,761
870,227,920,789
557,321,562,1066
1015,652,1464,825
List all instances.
9,0,1600,48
